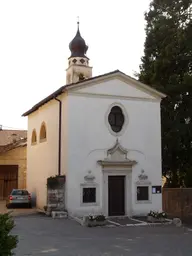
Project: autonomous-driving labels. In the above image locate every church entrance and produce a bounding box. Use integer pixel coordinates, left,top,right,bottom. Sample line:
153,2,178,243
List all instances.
108,175,125,216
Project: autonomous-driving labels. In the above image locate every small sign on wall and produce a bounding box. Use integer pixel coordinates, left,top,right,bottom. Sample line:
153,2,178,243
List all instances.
152,186,162,194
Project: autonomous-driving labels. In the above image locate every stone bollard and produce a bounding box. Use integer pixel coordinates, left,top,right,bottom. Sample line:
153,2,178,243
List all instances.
82,216,90,226
172,218,182,227
51,211,68,219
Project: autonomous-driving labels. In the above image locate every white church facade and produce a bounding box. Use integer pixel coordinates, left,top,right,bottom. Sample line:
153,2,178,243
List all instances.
23,22,166,217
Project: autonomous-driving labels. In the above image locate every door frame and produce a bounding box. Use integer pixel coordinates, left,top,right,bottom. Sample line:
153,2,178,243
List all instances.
103,169,132,217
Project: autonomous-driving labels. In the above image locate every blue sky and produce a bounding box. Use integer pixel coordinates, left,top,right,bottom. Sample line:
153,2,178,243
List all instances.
0,0,151,130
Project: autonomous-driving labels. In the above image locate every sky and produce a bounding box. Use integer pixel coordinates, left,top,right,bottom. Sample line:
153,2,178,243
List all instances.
0,0,151,130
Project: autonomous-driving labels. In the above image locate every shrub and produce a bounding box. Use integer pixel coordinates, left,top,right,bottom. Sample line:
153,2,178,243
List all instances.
95,215,106,222
0,213,18,256
88,214,106,222
148,210,167,219
47,175,65,189
47,176,59,189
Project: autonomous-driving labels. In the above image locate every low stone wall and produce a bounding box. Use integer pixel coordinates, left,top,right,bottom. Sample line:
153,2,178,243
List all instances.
47,176,65,213
47,188,65,210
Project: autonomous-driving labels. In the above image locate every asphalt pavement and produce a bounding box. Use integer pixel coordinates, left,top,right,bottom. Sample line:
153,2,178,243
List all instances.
13,214,192,256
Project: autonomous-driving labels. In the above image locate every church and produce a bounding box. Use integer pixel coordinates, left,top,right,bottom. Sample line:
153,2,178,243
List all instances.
23,22,166,217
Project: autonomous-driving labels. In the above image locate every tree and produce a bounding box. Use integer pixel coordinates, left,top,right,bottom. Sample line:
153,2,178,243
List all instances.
139,0,192,187
0,213,18,256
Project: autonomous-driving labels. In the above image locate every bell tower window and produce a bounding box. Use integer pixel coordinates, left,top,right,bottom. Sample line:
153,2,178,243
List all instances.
79,73,85,81
66,20,92,84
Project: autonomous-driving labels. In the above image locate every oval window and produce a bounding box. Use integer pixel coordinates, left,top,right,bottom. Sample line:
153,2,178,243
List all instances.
108,106,125,133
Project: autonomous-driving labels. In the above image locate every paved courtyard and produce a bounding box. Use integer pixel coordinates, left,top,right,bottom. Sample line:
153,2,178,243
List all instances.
0,200,37,216
13,214,192,256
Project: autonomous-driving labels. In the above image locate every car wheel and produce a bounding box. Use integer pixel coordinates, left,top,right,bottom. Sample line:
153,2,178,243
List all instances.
6,204,11,209
28,203,32,208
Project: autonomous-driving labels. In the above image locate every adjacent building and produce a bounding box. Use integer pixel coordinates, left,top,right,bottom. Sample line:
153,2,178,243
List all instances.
0,128,27,199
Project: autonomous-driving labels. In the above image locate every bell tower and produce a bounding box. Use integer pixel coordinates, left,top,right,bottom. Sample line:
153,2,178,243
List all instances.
66,21,92,84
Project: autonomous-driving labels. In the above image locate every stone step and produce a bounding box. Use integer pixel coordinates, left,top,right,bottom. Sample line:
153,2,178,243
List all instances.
51,211,68,219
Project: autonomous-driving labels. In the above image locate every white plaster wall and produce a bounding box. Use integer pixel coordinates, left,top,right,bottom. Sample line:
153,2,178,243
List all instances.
66,61,92,84
66,79,162,216
27,94,67,209
68,57,89,67
77,78,156,99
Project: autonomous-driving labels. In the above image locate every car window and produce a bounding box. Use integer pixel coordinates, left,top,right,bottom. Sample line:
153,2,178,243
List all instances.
11,190,29,195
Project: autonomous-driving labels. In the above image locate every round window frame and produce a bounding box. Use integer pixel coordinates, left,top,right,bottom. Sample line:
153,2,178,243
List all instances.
105,103,128,137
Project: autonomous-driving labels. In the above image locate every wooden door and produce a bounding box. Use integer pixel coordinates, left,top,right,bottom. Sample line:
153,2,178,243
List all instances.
0,165,18,200
108,175,125,216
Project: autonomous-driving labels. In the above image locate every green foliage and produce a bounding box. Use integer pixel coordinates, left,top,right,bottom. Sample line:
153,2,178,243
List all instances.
88,214,106,222
148,210,167,219
47,175,65,189
139,0,192,187
47,176,59,189
0,213,18,256
184,168,192,187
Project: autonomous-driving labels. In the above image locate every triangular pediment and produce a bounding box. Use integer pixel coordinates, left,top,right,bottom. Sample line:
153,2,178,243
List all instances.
67,70,166,100
22,70,166,117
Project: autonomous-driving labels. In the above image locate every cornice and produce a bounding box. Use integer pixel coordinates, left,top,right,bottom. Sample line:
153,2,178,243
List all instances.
97,160,137,167
68,91,160,102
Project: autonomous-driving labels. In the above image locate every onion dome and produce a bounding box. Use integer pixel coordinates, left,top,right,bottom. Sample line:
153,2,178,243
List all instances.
69,22,88,59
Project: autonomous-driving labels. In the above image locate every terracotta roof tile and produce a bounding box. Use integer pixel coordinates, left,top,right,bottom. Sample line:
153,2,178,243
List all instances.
0,138,27,154
0,129,27,146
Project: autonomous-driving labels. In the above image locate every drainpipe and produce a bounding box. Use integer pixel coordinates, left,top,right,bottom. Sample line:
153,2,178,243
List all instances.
54,97,62,176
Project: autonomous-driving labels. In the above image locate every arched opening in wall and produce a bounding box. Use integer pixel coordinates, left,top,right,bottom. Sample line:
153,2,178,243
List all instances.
78,73,85,81
31,129,37,145
40,122,47,142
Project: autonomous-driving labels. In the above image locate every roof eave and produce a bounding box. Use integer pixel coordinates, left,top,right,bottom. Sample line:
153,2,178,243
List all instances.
21,69,166,117
22,87,66,117
0,138,27,154
118,72,167,99
22,70,120,117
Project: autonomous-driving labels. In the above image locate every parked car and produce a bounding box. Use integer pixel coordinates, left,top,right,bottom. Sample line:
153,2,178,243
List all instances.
6,189,32,208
